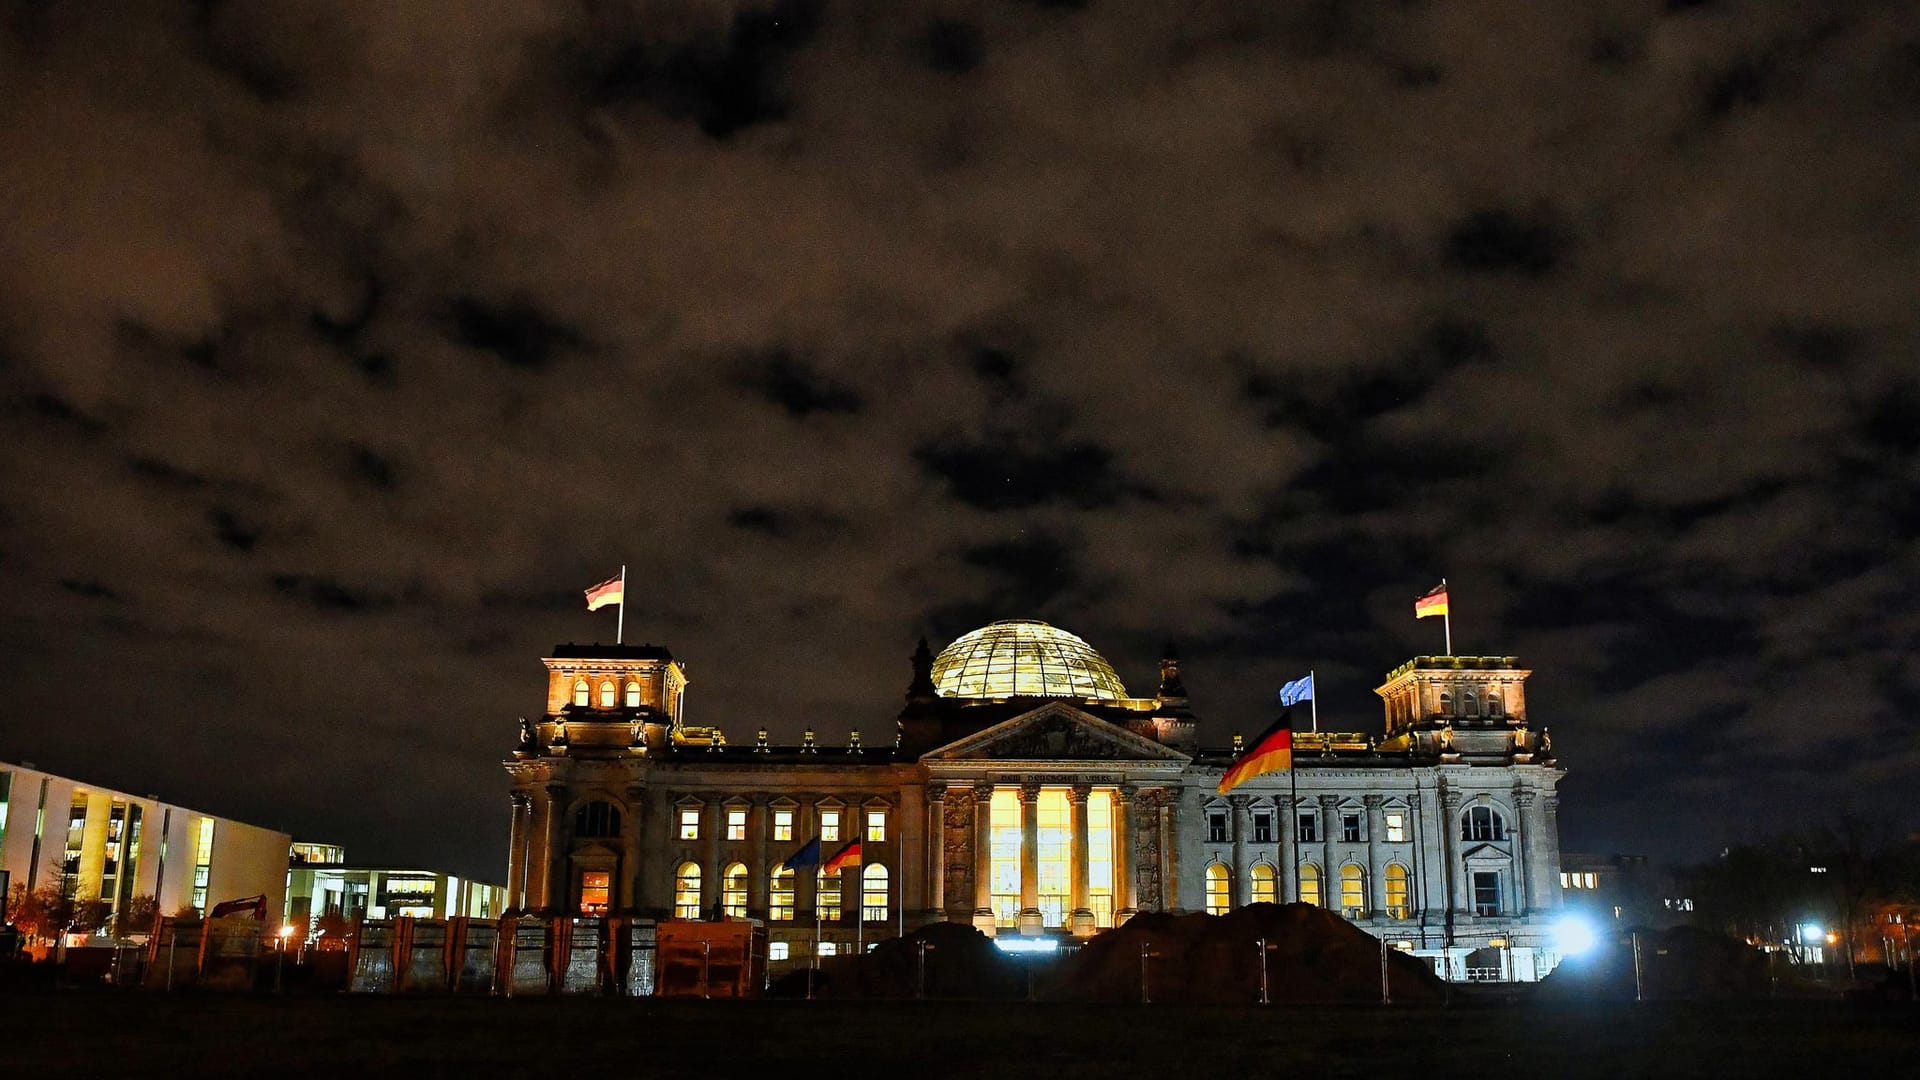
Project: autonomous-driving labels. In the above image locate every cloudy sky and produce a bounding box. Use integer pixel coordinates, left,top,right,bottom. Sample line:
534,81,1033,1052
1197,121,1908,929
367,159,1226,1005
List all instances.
3,1,1916,878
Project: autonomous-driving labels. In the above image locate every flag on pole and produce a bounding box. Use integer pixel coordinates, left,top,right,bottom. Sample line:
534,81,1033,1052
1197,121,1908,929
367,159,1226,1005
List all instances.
781,837,823,871
1414,582,1449,619
584,572,624,611
822,839,862,875
1217,712,1295,795
1278,673,1315,706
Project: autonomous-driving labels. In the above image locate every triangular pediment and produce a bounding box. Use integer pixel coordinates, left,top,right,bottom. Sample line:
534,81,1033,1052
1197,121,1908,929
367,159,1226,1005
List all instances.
924,701,1190,763
1460,842,1513,863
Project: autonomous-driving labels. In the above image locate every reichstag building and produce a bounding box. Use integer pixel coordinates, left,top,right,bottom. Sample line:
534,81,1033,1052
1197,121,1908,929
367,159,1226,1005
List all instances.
503,619,1568,980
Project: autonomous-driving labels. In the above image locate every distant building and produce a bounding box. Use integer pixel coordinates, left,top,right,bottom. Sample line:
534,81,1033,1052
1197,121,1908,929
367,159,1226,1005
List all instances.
284,844,503,935
503,619,1573,981
1560,852,1693,930
0,760,290,946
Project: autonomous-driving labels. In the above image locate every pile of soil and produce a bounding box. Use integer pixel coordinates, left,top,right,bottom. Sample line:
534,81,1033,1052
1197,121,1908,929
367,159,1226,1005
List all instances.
768,922,1026,1000
1049,903,1446,1005
1537,925,1769,1001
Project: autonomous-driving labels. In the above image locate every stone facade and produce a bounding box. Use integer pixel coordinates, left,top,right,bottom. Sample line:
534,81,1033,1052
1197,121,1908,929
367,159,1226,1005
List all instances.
503,625,1569,980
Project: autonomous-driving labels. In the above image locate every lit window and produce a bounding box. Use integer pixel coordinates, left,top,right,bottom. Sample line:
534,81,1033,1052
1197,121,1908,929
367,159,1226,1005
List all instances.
580,871,610,914
820,809,841,843
1037,790,1069,927
1461,806,1507,841
770,868,795,921
1584,873,1597,889
1207,811,1228,843
1205,863,1231,915
727,809,747,841
624,682,641,708
773,810,793,842
598,682,616,708
1088,790,1115,928
818,867,843,922
989,789,1020,927
673,863,701,919
1385,813,1407,842
1252,813,1273,844
679,809,700,841
1473,871,1501,916
1296,812,1318,843
818,942,838,957
1299,864,1321,907
1250,863,1277,904
861,863,888,922
1340,865,1366,918
1385,864,1410,918
1560,872,1572,888
723,862,748,918
1342,813,1363,842
769,941,790,961
573,681,589,707
865,809,886,843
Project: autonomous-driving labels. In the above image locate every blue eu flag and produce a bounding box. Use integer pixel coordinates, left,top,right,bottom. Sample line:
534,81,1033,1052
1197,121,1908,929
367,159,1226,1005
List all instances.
1278,673,1314,706
781,836,822,871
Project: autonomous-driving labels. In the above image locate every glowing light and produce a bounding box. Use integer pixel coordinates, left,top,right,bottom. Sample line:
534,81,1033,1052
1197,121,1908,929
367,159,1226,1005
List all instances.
1554,914,1598,957
1798,923,1824,943
994,937,1060,954
278,925,296,939
930,620,1130,700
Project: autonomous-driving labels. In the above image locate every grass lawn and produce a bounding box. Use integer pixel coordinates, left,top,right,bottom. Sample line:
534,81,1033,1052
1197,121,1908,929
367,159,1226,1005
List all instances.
0,994,1914,1078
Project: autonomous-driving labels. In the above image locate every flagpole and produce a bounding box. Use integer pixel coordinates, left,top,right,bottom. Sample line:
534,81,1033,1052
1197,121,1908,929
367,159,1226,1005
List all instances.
855,848,864,957
810,888,820,1000
1441,577,1451,656
1309,669,1318,734
616,564,626,646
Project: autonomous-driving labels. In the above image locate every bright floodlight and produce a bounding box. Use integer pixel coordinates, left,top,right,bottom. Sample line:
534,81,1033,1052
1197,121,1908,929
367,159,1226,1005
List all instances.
279,925,296,938
1555,914,1598,957
994,937,1060,954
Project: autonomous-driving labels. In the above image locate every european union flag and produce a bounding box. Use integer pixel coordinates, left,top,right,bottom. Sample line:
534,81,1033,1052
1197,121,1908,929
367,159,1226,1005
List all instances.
1278,673,1314,706
781,836,822,871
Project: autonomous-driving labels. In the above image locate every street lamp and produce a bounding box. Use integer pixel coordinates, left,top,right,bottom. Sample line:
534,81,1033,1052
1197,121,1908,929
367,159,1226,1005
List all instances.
1256,937,1270,1005
916,940,935,1000
1139,941,1157,1004
275,924,296,994
701,940,711,1000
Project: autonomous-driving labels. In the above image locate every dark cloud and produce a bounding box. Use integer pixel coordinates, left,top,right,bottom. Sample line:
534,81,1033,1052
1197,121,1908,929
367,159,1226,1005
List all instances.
1,0,1916,875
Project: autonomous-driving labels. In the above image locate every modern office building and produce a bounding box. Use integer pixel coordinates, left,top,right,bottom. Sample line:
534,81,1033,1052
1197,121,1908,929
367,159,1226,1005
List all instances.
284,844,504,936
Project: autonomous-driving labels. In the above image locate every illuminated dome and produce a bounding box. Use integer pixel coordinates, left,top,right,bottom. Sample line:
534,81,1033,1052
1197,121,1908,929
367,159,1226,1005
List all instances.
929,620,1130,701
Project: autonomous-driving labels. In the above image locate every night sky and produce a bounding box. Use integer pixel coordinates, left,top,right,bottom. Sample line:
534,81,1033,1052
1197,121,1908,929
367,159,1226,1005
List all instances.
3,2,1916,880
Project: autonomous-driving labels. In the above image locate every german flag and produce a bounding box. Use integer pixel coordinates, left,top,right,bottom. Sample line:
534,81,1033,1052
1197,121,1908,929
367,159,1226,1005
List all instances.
1217,713,1294,795
822,839,862,875
1414,582,1449,619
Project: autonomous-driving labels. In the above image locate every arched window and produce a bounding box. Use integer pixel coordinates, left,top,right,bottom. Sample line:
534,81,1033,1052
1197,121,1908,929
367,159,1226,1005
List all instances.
1463,690,1479,718
1461,805,1508,841
1205,863,1232,915
861,863,888,923
1250,863,1277,905
598,681,616,708
1438,691,1452,715
574,801,622,839
769,868,795,921
572,680,590,707
1385,864,1411,919
673,862,701,919
1487,694,1504,718
624,682,641,708
1340,864,1367,918
818,867,843,922
722,862,748,919
1299,864,1322,907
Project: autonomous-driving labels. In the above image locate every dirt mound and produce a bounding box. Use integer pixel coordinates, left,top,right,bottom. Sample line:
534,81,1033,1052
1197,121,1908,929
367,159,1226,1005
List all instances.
1537,925,1769,1001
1049,903,1446,1005
770,922,1026,1000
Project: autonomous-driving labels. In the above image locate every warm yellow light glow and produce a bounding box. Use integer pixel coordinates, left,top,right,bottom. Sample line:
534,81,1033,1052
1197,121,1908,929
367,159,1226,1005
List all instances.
770,868,794,921
1299,864,1321,907
679,809,700,840
1340,864,1366,917
866,809,886,842
1205,863,1231,915
1088,789,1114,927
1038,789,1070,926
580,871,610,914
673,862,701,919
820,809,840,843
929,620,1130,700
1250,863,1277,904
862,863,888,922
722,862,748,918
818,867,842,922
773,810,793,842
726,809,747,841
990,788,1020,926
1386,864,1411,918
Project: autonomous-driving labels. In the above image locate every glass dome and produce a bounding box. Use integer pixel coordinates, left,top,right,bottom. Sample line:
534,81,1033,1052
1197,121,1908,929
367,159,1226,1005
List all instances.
929,620,1130,701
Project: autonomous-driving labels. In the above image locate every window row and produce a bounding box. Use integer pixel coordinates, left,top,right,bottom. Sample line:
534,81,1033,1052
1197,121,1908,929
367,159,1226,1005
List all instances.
671,862,890,922
1436,688,1505,718
1559,871,1598,890
573,680,645,708
675,806,886,843
1207,808,1414,844
1203,862,1418,920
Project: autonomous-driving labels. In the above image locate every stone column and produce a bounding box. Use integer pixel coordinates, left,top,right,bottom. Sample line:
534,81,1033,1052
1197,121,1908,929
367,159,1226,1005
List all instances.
1114,784,1137,921
1158,790,1179,913
1018,782,1042,935
1229,794,1249,909
926,785,946,919
543,784,566,913
1277,795,1295,903
1319,794,1338,913
972,782,996,935
506,792,530,910
1069,784,1094,937
1364,794,1384,920
704,799,721,917
750,796,770,920
1440,786,1465,927
1542,795,1563,910
623,784,647,911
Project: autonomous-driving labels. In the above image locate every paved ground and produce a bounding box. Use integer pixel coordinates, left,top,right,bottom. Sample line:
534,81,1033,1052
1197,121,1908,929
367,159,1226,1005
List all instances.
0,994,1914,1078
